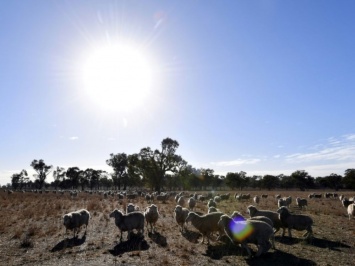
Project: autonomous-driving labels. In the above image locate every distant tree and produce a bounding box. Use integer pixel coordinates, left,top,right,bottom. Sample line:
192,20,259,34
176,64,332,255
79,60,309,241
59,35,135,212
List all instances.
128,138,185,192
66,167,81,189
199,168,215,190
31,159,53,189
249,175,262,189
261,175,280,190
343,169,355,190
83,168,103,190
11,169,28,190
291,170,310,190
52,166,65,190
225,171,248,190
323,173,342,190
106,153,129,190
279,174,294,189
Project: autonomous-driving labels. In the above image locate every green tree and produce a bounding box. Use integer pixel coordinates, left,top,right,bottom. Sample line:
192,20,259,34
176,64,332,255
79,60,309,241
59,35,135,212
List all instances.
11,170,28,190
66,167,81,189
291,170,310,190
343,169,355,190
106,153,129,190
225,171,248,190
128,138,185,192
53,166,65,190
31,159,53,189
262,175,280,190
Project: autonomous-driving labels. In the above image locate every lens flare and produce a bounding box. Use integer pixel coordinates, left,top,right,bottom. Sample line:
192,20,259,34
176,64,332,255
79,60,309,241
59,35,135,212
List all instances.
229,216,254,241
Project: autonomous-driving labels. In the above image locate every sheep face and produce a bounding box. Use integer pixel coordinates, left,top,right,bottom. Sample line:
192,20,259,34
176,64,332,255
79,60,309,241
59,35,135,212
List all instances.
185,212,195,224
110,209,123,222
63,214,72,227
247,205,257,217
277,206,290,218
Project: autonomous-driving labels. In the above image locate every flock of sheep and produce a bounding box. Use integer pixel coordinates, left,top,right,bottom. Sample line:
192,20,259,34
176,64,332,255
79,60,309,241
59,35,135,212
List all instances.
58,190,354,258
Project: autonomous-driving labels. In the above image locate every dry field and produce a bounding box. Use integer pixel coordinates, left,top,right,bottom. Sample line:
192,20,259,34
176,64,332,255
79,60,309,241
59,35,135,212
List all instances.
1,190,354,266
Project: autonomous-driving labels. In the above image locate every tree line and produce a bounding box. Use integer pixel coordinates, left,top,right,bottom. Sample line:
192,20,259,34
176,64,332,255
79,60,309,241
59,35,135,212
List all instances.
9,137,355,191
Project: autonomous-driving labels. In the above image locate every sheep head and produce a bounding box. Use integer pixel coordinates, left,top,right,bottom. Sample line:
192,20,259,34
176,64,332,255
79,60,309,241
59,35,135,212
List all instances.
109,209,123,220
247,205,257,217
63,214,72,226
277,206,290,220
231,211,244,220
185,212,196,224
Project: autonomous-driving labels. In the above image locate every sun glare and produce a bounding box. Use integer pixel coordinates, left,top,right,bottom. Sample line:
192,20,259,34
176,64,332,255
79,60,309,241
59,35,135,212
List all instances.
82,42,153,112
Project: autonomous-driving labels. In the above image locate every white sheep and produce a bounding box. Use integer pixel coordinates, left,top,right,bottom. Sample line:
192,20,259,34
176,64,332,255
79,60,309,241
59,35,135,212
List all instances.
231,211,275,249
188,197,196,210
247,205,284,236
185,211,224,244
174,205,190,232
208,206,218,213
253,195,260,205
277,206,313,239
63,209,90,238
126,203,140,213
144,204,159,233
207,199,217,208
218,215,273,258
177,196,186,207
109,209,144,241
296,197,308,209
347,203,355,220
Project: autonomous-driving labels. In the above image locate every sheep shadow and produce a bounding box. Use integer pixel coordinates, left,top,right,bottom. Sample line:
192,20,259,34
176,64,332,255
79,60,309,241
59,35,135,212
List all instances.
51,235,86,252
108,233,149,256
148,231,167,247
203,241,243,260
275,236,351,251
245,249,316,266
181,229,201,243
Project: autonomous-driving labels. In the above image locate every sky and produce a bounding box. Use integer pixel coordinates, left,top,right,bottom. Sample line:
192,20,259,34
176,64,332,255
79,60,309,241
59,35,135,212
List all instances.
1,1,355,186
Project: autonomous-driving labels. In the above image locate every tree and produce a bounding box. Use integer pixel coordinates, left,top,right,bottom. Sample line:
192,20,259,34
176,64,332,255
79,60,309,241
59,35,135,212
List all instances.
31,159,52,189
53,166,65,190
291,170,310,190
261,175,280,190
225,171,248,190
66,167,81,189
11,170,28,190
343,169,355,190
106,153,129,190
128,138,185,192
83,168,103,190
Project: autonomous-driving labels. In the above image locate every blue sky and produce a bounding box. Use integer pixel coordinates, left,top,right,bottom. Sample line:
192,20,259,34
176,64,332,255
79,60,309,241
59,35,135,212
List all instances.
1,1,355,185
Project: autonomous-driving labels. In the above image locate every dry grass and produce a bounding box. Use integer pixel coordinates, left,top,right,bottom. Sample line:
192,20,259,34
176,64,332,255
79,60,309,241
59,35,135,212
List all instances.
0,190,354,265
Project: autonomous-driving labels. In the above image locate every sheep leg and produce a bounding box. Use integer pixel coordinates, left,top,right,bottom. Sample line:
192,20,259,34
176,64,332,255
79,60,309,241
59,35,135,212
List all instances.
287,228,292,238
255,245,263,257
241,242,252,258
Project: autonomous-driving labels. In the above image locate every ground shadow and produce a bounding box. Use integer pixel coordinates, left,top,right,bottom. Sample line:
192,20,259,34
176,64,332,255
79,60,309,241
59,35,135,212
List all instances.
148,231,167,247
275,236,351,251
203,242,316,265
51,235,86,252
181,229,201,243
108,233,149,256
245,249,316,266
203,241,243,259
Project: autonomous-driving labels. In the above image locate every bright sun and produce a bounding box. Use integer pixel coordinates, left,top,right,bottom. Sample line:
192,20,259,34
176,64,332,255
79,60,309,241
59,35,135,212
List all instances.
82,42,153,112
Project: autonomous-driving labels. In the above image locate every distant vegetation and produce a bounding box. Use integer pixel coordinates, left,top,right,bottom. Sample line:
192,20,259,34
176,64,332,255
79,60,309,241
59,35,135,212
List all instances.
8,137,355,191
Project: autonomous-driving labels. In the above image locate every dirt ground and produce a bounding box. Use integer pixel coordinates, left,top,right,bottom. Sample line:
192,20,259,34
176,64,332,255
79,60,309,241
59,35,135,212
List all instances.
0,190,354,266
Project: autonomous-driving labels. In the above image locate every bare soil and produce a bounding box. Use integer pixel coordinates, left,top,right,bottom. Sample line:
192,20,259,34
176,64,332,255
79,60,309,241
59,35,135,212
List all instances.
1,190,354,266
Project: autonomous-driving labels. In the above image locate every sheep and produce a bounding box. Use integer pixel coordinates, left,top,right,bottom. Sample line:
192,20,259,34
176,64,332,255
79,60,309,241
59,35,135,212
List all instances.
207,199,217,208
156,194,168,202
208,206,218,213
109,209,144,241
214,196,221,203
218,215,274,258
177,196,186,207
188,197,196,210
220,193,230,201
174,205,190,232
126,203,140,213
296,197,308,209
63,209,90,238
144,204,159,233
342,198,354,208
347,203,355,220
261,194,268,199
231,211,275,249
185,211,224,244
253,195,260,205
247,205,284,236
277,206,313,239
